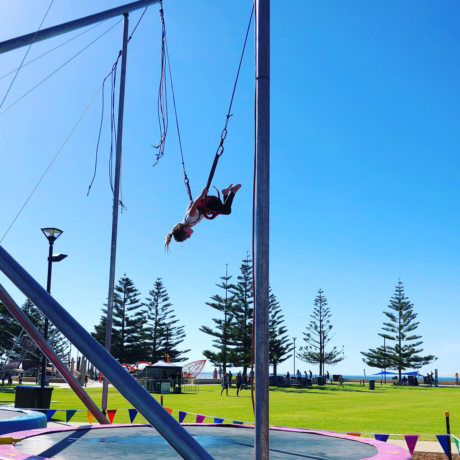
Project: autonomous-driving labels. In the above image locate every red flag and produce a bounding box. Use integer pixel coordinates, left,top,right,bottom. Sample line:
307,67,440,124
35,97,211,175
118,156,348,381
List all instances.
107,409,117,424
347,432,361,437
165,408,173,414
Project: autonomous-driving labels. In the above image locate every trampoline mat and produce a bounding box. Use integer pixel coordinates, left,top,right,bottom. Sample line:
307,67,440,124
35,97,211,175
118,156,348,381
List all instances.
0,408,24,420
15,425,379,459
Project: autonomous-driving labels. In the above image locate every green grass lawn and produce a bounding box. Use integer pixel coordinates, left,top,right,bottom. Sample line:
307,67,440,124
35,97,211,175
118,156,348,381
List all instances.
1,382,459,441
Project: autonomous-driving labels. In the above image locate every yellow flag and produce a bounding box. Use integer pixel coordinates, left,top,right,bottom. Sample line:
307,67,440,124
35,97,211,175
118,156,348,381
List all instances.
87,410,94,424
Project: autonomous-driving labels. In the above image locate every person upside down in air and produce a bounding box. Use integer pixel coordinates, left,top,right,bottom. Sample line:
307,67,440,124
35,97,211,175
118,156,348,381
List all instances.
164,183,241,250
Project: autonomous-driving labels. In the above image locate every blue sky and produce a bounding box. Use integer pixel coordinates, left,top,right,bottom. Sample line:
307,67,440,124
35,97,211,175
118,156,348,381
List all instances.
0,0,459,376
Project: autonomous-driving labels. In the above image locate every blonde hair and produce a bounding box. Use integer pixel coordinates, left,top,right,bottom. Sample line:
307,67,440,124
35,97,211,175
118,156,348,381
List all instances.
164,223,189,251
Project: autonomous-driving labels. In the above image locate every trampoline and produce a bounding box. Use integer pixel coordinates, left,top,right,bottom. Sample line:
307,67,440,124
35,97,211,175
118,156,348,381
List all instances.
0,406,46,435
0,423,410,459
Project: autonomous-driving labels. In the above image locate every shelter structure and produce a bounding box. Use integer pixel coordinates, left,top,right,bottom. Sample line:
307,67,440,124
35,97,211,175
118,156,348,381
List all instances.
137,361,182,394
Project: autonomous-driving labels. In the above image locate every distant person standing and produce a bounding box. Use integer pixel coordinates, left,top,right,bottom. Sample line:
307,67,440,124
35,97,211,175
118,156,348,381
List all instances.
7,374,12,386
213,368,218,380
326,371,330,381
84,374,88,387
18,374,23,385
236,372,242,396
228,370,233,387
220,372,229,396
286,371,291,386
218,366,222,379
338,375,344,388
309,370,312,379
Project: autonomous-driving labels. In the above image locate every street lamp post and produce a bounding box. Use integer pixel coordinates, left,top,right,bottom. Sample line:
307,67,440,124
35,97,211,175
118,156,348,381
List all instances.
40,228,67,392
293,337,296,375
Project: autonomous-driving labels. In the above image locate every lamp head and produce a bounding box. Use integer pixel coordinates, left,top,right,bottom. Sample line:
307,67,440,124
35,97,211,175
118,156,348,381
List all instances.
51,253,67,262
41,227,63,244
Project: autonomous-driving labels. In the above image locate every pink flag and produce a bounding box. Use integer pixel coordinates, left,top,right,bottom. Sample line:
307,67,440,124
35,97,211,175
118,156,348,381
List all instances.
404,435,419,454
196,414,206,423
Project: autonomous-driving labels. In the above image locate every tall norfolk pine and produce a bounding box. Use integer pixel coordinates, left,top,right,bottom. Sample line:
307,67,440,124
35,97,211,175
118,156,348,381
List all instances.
297,289,344,376
199,266,236,373
362,280,436,380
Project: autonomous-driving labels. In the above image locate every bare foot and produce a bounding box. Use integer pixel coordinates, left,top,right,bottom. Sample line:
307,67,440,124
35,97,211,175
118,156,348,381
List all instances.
221,184,233,195
230,184,241,193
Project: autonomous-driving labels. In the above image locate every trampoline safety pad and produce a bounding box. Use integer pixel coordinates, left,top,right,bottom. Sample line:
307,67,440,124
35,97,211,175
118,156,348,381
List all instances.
2,423,411,459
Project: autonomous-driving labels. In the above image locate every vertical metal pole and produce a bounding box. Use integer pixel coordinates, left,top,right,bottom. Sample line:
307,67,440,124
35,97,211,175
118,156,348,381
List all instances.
293,338,296,375
40,241,53,391
102,13,129,414
254,0,270,458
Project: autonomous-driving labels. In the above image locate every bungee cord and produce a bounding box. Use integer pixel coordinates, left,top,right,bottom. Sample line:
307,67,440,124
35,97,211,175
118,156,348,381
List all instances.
152,2,254,204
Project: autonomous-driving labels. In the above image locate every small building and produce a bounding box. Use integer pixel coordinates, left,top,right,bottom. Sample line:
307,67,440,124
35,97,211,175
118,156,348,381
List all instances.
137,361,182,394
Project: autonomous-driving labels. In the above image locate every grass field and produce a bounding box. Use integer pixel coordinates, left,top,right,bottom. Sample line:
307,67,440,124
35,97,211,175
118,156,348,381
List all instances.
1,382,459,441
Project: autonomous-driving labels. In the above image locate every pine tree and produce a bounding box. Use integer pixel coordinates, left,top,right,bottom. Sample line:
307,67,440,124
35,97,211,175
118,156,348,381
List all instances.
229,255,253,373
91,309,121,355
363,280,436,380
21,299,69,361
199,266,236,373
297,289,344,376
144,278,189,363
111,275,146,363
268,288,292,376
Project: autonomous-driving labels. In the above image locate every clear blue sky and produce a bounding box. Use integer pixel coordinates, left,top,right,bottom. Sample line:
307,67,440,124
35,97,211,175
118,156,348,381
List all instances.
1,0,459,377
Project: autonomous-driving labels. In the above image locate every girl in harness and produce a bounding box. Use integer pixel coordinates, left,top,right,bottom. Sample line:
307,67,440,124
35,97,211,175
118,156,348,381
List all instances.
164,183,241,250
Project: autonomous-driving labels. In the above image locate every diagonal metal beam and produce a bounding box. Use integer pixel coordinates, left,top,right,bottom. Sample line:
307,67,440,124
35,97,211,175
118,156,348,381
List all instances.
0,0,159,55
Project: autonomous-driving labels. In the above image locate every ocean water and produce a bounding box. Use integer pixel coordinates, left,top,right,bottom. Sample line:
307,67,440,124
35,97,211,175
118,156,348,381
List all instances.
198,372,458,382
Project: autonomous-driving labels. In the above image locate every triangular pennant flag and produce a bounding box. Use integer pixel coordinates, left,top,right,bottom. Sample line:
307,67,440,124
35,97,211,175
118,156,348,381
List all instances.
107,410,117,424
196,414,206,423
178,411,187,423
374,434,389,443
165,408,173,415
66,410,77,422
347,432,361,437
233,420,244,425
87,411,94,424
453,435,460,454
436,435,451,456
214,417,224,424
128,409,138,423
46,409,56,421
404,435,419,454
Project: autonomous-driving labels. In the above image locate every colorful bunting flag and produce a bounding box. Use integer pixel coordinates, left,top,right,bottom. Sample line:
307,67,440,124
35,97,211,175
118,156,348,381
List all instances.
404,435,419,454
347,432,361,437
66,410,77,422
178,411,187,423
374,434,389,443
196,415,206,423
214,417,224,424
128,409,138,423
233,420,244,425
165,408,173,415
107,410,117,424
436,435,451,456
453,435,460,454
46,409,56,421
87,411,94,424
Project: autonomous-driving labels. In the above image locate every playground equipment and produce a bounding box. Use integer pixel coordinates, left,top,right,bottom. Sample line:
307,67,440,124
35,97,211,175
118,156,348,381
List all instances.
0,245,212,460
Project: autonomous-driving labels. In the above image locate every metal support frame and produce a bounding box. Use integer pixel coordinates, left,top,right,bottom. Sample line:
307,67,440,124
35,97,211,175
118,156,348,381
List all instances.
102,11,129,416
0,282,108,424
0,0,160,54
0,245,212,459
254,0,270,458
